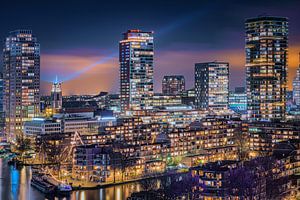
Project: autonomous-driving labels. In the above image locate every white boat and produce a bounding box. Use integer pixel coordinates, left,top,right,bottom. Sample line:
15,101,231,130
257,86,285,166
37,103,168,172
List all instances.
57,183,72,193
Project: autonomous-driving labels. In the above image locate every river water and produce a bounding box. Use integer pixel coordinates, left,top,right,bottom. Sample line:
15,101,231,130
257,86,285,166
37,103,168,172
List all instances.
0,159,145,200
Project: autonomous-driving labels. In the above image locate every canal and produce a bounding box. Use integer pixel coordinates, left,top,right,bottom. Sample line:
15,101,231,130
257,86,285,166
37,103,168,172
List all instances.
0,159,150,200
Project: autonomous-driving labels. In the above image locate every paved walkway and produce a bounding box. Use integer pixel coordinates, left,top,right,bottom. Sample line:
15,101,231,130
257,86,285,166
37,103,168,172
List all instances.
64,171,187,190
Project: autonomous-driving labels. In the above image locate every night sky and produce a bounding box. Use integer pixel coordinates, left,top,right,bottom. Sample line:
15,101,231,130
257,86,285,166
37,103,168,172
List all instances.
0,0,300,95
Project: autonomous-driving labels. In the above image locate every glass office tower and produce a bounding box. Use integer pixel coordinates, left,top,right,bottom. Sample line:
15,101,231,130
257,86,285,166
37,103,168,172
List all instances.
119,29,154,112
3,30,40,141
245,16,288,122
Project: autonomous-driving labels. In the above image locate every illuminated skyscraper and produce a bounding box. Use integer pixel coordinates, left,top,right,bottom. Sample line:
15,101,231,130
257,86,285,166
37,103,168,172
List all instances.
293,53,300,106
119,29,154,111
51,78,62,111
195,62,229,111
0,73,4,140
3,30,40,140
162,75,185,95
245,16,288,121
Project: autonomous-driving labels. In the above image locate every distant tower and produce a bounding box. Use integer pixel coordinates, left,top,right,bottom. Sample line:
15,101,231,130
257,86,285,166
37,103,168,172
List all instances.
293,53,300,106
51,77,62,111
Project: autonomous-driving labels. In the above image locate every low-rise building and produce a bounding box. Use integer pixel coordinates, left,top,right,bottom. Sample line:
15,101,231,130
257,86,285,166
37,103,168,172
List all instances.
191,139,300,199
73,144,111,182
24,113,114,136
151,93,182,107
248,121,300,157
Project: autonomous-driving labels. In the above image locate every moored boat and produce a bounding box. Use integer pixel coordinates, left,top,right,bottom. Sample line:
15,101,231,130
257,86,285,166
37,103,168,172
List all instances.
42,175,72,196
31,175,55,194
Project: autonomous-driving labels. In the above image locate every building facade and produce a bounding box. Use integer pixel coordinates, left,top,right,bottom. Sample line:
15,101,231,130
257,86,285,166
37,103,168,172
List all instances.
248,121,300,156
162,75,185,95
0,73,5,140
195,62,229,111
24,114,101,136
229,87,247,114
293,54,300,107
3,30,40,140
151,94,182,107
245,16,288,122
191,146,299,200
51,80,62,111
119,29,154,111
181,88,195,106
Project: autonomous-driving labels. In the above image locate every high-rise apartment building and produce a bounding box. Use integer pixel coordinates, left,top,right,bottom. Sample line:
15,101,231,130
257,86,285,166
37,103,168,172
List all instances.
245,16,288,121
162,75,185,95
195,62,229,111
3,30,40,140
119,29,154,111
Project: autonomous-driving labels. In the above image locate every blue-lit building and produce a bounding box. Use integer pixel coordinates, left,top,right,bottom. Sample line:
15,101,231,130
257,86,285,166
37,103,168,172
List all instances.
286,90,295,114
293,56,300,107
229,87,247,114
0,73,4,140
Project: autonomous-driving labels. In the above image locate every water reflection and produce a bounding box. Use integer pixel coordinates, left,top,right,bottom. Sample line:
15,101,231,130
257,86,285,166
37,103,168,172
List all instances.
0,159,151,200
71,182,141,200
0,159,43,200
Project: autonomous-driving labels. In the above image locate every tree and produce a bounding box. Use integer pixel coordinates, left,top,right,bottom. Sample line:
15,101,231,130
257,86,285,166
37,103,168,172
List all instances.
140,178,157,191
16,134,32,164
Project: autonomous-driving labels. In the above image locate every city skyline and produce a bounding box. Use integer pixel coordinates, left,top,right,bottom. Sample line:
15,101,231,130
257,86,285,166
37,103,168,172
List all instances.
1,2,300,199
0,0,300,95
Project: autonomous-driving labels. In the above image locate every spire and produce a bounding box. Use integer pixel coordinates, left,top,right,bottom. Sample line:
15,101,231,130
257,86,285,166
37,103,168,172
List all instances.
51,76,62,93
